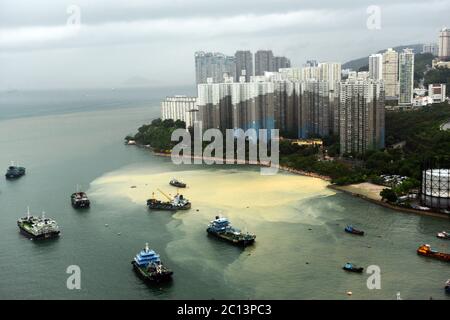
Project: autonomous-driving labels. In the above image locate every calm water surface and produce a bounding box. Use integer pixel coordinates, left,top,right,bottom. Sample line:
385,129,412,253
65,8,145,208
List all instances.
0,88,449,300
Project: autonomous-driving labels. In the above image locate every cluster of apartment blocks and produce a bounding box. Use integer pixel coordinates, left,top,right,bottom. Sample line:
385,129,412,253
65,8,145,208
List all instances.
162,57,385,156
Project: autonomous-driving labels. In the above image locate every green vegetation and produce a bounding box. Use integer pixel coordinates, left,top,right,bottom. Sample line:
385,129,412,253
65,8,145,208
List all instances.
380,188,398,203
414,53,434,86
129,118,186,152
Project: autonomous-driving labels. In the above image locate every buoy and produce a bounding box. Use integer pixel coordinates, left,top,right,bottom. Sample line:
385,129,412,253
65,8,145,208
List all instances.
117,233,121,236
105,224,109,227
347,291,352,296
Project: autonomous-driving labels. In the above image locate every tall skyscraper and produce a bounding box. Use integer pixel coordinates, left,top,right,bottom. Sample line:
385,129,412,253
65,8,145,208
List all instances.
339,79,385,155
318,62,341,90
398,48,414,105
438,27,450,61
369,54,383,81
234,50,253,82
274,56,291,71
255,50,275,75
382,48,399,99
195,51,236,84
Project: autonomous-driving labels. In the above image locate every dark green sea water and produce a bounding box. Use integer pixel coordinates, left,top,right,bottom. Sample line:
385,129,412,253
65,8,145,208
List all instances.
0,88,449,300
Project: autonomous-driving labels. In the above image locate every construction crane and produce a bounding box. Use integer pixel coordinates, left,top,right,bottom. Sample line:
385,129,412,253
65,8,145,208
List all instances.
157,188,173,201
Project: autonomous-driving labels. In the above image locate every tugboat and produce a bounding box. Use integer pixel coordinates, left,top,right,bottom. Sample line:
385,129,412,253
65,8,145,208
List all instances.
342,262,364,273
17,208,60,239
131,243,173,282
206,216,256,246
71,186,90,209
445,279,450,294
5,162,26,179
345,225,365,236
147,189,191,211
437,231,450,240
417,244,450,262
169,178,186,188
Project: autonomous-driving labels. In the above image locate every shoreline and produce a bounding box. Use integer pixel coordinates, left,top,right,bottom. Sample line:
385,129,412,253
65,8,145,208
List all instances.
328,184,450,220
151,151,332,181
135,145,449,220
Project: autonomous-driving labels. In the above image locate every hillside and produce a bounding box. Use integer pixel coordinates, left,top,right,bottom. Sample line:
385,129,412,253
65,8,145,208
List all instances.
342,44,424,71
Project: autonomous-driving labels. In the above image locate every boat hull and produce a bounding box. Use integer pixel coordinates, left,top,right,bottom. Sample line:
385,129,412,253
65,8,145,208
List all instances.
207,229,255,246
342,267,364,273
147,200,191,211
169,182,186,188
71,201,91,209
18,225,60,240
345,229,364,236
131,261,173,282
417,251,450,262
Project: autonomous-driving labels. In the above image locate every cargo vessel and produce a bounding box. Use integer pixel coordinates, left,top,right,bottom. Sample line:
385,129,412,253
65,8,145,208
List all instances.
131,243,173,282
17,208,60,239
147,189,191,211
417,244,450,262
206,216,255,246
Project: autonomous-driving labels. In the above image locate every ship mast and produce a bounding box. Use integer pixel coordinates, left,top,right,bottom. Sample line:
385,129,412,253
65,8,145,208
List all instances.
145,242,149,252
41,211,45,220
27,206,30,219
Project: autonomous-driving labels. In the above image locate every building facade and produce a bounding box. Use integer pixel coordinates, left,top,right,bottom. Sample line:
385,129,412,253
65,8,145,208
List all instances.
318,62,341,91
422,43,438,56
274,56,291,71
369,54,383,81
195,51,236,84
234,50,253,82
255,50,275,76
161,96,198,128
339,79,385,155
428,83,447,103
382,48,399,100
438,27,450,61
398,48,414,105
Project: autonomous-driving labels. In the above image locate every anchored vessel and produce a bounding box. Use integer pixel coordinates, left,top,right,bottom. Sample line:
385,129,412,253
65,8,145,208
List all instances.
345,225,365,236
147,189,191,211
5,163,26,179
207,216,256,246
437,231,450,240
17,208,60,239
131,243,173,282
417,244,450,262
445,279,450,294
71,191,90,209
169,178,186,188
342,262,364,273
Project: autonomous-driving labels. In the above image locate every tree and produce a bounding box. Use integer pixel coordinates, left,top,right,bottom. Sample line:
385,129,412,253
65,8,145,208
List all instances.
380,188,398,203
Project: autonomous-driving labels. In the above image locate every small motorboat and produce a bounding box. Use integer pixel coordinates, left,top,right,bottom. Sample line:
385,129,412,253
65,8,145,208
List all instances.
437,231,450,240
445,280,450,294
345,225,364,236
343,263,364,273
169,178,186,188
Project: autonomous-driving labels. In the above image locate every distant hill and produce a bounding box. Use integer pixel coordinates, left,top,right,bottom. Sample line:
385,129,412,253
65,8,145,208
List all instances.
342,44,424,71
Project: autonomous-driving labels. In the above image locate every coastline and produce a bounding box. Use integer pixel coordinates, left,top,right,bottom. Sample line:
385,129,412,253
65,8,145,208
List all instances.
329,184,450,220
135,145,449,220
150,151,332,181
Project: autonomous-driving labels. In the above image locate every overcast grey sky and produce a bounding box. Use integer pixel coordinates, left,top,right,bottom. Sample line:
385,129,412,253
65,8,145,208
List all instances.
0,0,449,90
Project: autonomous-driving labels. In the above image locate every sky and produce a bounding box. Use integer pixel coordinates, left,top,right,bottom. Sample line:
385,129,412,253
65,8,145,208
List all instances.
0,0,449,90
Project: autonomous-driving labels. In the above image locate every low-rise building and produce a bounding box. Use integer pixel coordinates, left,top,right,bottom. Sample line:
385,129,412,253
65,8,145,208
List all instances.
428,84,447,103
